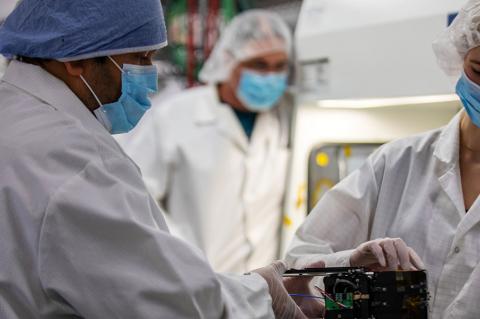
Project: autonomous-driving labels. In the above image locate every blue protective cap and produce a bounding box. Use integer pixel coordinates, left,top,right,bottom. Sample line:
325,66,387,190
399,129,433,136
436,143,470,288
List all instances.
0,0,167,61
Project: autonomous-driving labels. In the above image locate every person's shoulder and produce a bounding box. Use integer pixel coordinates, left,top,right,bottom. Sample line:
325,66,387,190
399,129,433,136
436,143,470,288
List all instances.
0,82,86,145
370,125,445,171
0,83,110,174
382,126,443,156
0,87,102,198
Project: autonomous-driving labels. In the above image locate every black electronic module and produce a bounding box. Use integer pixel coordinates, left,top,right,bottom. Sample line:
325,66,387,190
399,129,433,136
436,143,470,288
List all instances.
284,267,429,319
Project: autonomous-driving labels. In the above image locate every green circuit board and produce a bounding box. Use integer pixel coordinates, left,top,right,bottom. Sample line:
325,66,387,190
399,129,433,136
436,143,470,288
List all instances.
325,293,354,310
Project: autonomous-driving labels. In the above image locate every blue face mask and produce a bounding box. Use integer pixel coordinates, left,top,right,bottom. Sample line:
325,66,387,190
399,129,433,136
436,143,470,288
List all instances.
81,56,158,134
236,70,288,112
456,71,480,128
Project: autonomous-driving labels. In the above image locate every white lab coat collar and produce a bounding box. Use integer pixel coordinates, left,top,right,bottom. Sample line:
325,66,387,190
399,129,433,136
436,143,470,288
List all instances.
433,111,480,237
432,111,466,217
191,85,248,151
433,112,480,239
193,86,219,125
193,85,280,154
2,60,107,135
433,111,462,168
216,105,250,152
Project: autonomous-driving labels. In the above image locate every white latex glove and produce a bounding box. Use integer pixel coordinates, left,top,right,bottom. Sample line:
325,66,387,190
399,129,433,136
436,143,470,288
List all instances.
350,238,425,271
283,261,325,319
253,261,309,319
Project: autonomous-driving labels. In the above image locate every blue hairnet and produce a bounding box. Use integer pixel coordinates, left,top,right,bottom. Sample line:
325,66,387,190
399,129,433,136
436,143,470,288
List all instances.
0,0,167,61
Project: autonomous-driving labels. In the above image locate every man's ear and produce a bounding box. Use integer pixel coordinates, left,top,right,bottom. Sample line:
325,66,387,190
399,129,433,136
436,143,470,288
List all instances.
230,65,243,90
64,61,84,77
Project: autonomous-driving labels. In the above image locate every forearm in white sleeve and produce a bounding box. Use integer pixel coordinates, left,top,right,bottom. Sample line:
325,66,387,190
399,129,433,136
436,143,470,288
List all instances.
285,154,383,269
39,158,273,319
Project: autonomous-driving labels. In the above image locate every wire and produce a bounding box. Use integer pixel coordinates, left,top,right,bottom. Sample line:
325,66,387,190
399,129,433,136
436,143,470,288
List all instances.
289,293,323,299
314,285,348,309
333,279,358,294
288,288,349,309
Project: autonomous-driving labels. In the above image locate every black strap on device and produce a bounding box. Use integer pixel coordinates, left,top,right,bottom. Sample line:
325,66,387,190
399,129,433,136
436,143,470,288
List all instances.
283,267,365,277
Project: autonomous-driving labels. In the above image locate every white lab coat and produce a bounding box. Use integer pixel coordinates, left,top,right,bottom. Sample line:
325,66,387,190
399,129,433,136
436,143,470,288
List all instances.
285,112,480,318
0,60,274,319
117,86,290,273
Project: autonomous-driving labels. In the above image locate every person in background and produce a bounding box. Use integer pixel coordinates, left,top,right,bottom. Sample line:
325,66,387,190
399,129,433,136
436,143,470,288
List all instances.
285,1,480,318
118,10,293,273
0,1,322,318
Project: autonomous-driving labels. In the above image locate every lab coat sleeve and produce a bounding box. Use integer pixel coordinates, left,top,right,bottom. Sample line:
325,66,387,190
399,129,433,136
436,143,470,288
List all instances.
218,273,277,318
285,149,385,268
38,156,273,319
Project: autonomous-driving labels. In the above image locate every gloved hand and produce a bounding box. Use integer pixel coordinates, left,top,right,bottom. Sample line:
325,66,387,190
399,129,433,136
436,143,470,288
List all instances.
254,261,310,319
283,261,325,319
350,238,425,271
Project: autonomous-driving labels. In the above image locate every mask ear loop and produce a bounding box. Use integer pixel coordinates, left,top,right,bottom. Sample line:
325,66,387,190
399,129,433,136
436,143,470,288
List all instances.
80,74,103,107
80,56,124,107
108,56,124,74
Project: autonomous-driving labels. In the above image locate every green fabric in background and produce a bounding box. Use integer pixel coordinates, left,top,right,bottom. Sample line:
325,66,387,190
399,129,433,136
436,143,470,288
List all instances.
166,0,239,79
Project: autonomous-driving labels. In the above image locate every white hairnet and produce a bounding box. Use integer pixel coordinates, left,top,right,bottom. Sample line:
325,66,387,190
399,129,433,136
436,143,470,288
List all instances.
433,0,480,78
199,10,292,84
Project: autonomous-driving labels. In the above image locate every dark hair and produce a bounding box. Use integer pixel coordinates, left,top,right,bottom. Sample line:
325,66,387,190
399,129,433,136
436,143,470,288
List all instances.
16,56,50,65
93,56,108,64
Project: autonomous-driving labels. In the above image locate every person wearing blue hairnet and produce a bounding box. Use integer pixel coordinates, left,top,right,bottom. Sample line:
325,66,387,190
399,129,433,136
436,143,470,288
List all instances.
116,10,293,275
0,1,324,318
285,1,480,318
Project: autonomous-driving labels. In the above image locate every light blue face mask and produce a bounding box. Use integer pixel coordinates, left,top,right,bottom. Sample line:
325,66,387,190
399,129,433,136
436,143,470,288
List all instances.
456,70,480,128
236,70,288,112
81,56,158,134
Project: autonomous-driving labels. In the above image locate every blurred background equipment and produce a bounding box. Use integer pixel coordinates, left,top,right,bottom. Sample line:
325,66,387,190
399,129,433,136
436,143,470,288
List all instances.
307,143,380,212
